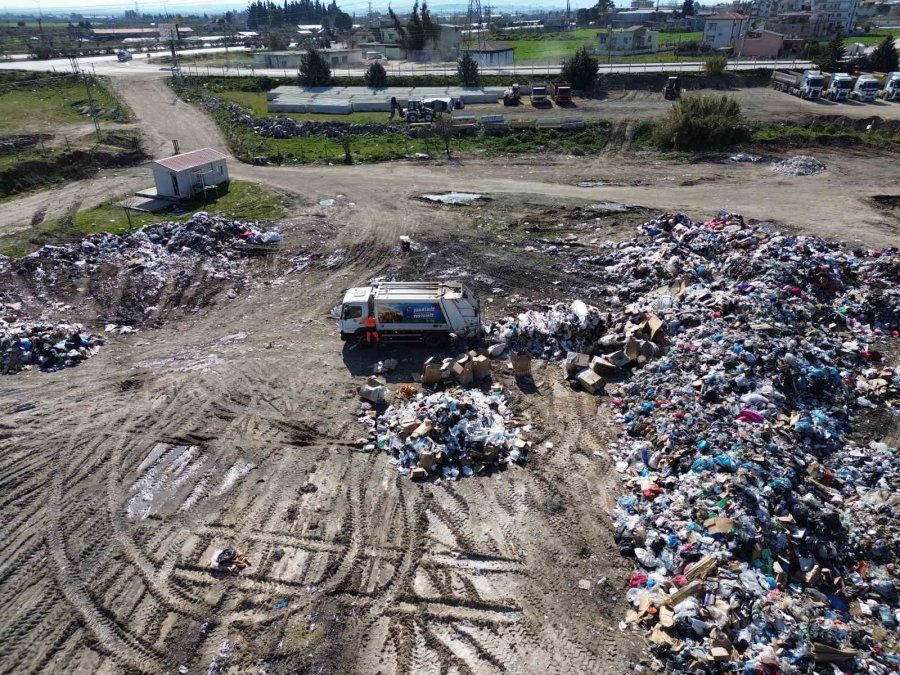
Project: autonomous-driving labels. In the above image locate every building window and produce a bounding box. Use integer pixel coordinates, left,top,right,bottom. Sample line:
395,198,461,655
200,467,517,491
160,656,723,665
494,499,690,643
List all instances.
217,165,223,176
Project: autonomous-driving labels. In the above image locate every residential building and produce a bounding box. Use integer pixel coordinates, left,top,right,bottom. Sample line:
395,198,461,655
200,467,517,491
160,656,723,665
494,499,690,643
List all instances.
737,29,785,56
631,0,656,7
253,47,363,69
597,26,659,54
703,13,748,48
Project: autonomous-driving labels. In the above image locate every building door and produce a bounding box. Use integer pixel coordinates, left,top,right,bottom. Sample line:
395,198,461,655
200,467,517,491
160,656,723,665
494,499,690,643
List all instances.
171,173,180,197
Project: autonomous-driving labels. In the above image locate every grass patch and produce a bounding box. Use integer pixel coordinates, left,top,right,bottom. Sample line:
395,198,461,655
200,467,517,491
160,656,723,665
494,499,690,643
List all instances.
493,29,702,62
751,121,900,147
0,72,131,135
0,180,290,257
844,29,900,47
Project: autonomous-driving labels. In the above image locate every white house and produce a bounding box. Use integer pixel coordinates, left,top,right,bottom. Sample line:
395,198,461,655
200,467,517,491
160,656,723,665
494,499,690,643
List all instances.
598,26,659,54
152,148,229,200
703,13,748,49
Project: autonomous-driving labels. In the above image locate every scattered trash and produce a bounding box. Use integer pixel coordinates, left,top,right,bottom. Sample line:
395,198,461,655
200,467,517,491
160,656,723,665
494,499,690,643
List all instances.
213,548,251,572
420,192,485,205
359,375,393,404
319,198,335,207
1,319,105,374
604,211,899,672
372,358,398,374
728,153,762,163
360,386,529,479
576,181,605,188
772,155,826,175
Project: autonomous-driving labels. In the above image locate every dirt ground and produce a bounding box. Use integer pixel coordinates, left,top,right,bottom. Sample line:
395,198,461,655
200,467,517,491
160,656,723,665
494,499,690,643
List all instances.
1,74,899,675
465,87,900,123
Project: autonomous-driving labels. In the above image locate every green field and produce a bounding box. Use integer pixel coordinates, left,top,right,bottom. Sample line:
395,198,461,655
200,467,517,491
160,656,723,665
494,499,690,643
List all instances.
0,73,130,135
498,29,702,63
844,29,900,47
0,180,290,257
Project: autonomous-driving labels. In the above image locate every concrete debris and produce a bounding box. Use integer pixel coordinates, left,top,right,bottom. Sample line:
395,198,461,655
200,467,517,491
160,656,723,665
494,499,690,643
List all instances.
606,211,899,673
1,318,104,374
772,155,826,175
359,376,393,404
420,192,485,205
360,387,529,479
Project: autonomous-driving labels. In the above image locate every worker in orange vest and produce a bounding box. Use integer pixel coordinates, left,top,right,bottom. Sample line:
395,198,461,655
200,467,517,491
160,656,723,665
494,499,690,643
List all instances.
363,313,379,346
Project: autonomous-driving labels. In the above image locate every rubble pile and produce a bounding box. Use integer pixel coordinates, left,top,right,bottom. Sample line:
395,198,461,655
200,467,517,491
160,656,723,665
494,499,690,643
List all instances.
3,212,282,316
213,100,409,139
603,213,899,672
360,386,529,480
772,155,826,176
1,318,104,374
493,300,608,358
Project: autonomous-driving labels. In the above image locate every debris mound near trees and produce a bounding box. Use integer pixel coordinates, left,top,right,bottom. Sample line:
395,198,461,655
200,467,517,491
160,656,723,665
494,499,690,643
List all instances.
772,155,826,176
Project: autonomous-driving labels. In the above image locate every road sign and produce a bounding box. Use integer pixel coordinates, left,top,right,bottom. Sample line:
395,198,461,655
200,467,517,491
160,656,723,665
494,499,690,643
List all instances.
159,23,177,40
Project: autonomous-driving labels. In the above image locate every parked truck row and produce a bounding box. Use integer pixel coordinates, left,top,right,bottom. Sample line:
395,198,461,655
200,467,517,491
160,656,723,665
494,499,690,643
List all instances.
772,69,900,102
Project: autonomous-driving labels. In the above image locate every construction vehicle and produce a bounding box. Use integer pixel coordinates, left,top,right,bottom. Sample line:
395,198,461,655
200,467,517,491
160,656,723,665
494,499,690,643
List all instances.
850,74,880,102
771,70,824,99
663,76,680,100
338,282,481,345
503,83,521,106
391,98,450,123
552,82,573,104
875,72,900,101
530,84,549,105
116,49,133,62
822,72,854,100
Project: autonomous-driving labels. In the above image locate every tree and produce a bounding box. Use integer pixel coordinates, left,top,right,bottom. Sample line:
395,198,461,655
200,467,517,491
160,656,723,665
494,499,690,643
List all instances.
364,60,388,87
299,47,332,85
560,47,598,91
388,7,409,51
868,35,899,73
816,33,846,73
704,55,728,76
431,114,455,159
681,0,695,16
333,10,352,31
267,32,289,50
458,51,479,86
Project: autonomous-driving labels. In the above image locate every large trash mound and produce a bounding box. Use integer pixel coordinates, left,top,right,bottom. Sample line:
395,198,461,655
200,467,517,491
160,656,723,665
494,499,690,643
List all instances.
772,155,827,176
594,213,898,672
0,212,283,325
360,387,529,480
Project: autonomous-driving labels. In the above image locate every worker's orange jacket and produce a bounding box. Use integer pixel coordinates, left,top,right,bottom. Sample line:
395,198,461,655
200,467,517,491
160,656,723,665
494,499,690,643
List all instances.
363,316,377,329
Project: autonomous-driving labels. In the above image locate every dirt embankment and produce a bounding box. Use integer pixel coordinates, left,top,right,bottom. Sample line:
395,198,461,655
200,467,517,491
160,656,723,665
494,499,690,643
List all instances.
0,147,148,199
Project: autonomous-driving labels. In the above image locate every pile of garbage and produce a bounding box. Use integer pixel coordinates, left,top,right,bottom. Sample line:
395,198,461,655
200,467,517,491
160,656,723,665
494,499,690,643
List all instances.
215,100,409,139
600,212,899,672
772,155,826,176
359,386,529,480
492,300,608,358
2,212,282,319
1,318,104,374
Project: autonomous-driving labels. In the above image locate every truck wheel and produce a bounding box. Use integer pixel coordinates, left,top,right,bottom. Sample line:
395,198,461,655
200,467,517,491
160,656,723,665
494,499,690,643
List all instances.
422,332,449,348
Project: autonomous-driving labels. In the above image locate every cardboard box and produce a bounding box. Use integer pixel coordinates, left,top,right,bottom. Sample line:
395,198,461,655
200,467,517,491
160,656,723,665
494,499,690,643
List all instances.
421,357,442,385
451,360,474,386
577,368,605,394
509,350,532,375
564,351,591,376
471,355,491,379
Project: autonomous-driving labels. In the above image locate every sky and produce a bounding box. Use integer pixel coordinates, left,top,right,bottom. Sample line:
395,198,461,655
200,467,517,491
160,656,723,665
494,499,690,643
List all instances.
4,0,610,17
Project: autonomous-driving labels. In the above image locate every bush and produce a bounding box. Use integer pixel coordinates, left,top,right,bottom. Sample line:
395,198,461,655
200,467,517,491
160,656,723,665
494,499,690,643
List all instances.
815,34,846,73
868,35,899,73
651,94,747,149
704,55,728,76
364,61,388,88
458,52,479,86
560,47,599,92
298,48,331,86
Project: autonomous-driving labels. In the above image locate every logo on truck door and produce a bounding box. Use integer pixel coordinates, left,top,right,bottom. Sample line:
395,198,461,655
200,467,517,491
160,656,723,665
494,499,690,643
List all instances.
378,302,446,324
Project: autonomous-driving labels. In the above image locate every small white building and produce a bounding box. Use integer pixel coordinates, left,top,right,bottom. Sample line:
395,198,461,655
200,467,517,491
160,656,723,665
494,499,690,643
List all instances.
462,42,516,67
703,13,748,50
152,148,229,200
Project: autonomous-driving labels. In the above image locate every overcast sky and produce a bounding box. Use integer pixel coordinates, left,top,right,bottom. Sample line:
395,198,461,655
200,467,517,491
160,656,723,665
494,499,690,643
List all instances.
4,0,609,16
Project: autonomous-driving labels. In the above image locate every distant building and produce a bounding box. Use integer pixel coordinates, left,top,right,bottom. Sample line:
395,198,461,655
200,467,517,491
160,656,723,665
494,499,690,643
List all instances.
611,8,677,25
253,47,363,69
461,41,515,66
631,0,656,7
597,26,659,54
360,21,459,61
152,148,228,201
737,29,785,57
702,13,748,49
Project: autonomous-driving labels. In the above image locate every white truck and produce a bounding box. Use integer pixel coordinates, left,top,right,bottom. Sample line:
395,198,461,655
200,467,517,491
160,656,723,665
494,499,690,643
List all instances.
877,72,900,101
822,72,854,101
338,281,481,346
850,75,880,102
771,69,824,99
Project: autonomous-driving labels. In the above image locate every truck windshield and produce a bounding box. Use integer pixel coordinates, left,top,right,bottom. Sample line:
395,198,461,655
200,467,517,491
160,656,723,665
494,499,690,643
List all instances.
837,81,852,89
342,305,363,320
808,77,824,87
862,82,878,90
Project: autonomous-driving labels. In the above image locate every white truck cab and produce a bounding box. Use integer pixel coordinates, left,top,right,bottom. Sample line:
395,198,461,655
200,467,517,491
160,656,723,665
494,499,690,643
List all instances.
339,282,481,346
880,72,900,101
851,75,880,102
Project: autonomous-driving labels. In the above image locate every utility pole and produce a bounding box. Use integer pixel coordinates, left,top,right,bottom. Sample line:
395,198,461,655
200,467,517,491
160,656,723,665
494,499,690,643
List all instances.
82,70,102,143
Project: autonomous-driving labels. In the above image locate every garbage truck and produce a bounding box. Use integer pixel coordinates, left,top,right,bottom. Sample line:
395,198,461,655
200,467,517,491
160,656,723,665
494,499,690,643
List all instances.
771,69,824,99
850,74,880,102
822,72,854,100
876,72,900,101
338,281,481,345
